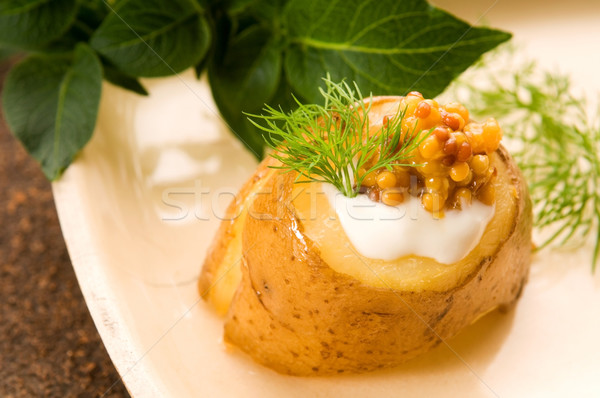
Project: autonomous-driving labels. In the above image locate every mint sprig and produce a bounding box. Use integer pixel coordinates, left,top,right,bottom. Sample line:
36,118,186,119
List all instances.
0,0,78,49
2,43,102,180
0,0,510,180
90,0,210,78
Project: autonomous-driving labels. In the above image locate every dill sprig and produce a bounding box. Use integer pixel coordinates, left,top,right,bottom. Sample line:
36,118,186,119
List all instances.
448,46,600,271
248,77,426,198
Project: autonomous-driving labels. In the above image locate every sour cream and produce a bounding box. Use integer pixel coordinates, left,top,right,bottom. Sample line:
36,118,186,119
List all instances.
322,184,494,264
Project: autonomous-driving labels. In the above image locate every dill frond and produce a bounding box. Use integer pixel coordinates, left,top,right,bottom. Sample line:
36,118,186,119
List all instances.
248,77,426,198
449,45,600,272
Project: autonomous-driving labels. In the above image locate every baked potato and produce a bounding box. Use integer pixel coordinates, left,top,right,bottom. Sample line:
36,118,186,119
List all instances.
199,96,532,376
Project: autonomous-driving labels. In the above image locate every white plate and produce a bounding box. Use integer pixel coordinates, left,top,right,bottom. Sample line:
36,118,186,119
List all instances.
53,1,600,397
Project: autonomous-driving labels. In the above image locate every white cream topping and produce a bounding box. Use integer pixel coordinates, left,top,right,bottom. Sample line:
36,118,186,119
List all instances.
322,184,495,264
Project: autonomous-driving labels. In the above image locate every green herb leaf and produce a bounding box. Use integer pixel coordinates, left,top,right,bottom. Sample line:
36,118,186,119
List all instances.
76,0,109,30
237,0,288,22
102,62,148,96
209,25,283,158
265,74,304,117
0,0,515,182
2,43,102,180
249,77,426,197
0,47,17,61
90,0,210,77
282,0,511,103
210,25,281,120
0,0,77,49
227,0,256,15
449,45,600,271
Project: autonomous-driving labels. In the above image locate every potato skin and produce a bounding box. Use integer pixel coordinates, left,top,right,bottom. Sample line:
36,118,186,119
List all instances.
200,96,532,375
198,158,275,300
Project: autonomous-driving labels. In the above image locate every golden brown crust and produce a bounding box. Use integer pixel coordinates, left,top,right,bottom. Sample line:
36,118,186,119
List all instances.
198,158,275,297
199,97,532,376
216,145,531,375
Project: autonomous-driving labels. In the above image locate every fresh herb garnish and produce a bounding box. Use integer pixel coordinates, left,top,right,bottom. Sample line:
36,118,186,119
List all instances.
0,0,510,180
2,44,102,179
249,77,426,198
449,46,600,271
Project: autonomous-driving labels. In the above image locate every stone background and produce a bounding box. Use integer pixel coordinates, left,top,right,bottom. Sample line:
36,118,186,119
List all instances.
0,61,130,398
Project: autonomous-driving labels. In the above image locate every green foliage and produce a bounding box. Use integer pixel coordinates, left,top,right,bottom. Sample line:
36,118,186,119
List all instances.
102,61,149,95
0,47,17,61
209,25,283,157
0,0,77,49
281,0,511,103
1,0,594,274
249,77,427,197
451,47,600,271
0,0,508,180
212,0,510,157
90,0,211,77
2,44,102,179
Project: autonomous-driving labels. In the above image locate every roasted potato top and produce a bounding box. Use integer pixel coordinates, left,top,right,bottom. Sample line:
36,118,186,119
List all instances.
199,96,532,375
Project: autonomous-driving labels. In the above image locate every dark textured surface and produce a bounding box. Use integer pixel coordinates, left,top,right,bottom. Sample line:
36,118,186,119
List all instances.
0,61,130,397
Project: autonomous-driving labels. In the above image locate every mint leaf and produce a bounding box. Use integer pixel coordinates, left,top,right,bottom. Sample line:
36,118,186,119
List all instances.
228,0,255,15
0,0,77,49
246,0,289,22
2,43,102,180
282,0,511,102
265,75,303,116
37,1,108,53
90,0,210,77
103,62,148,96
71,0,109,38
76,0,108,29
210,26,281,114
209,25,282,157
0,47,17,61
